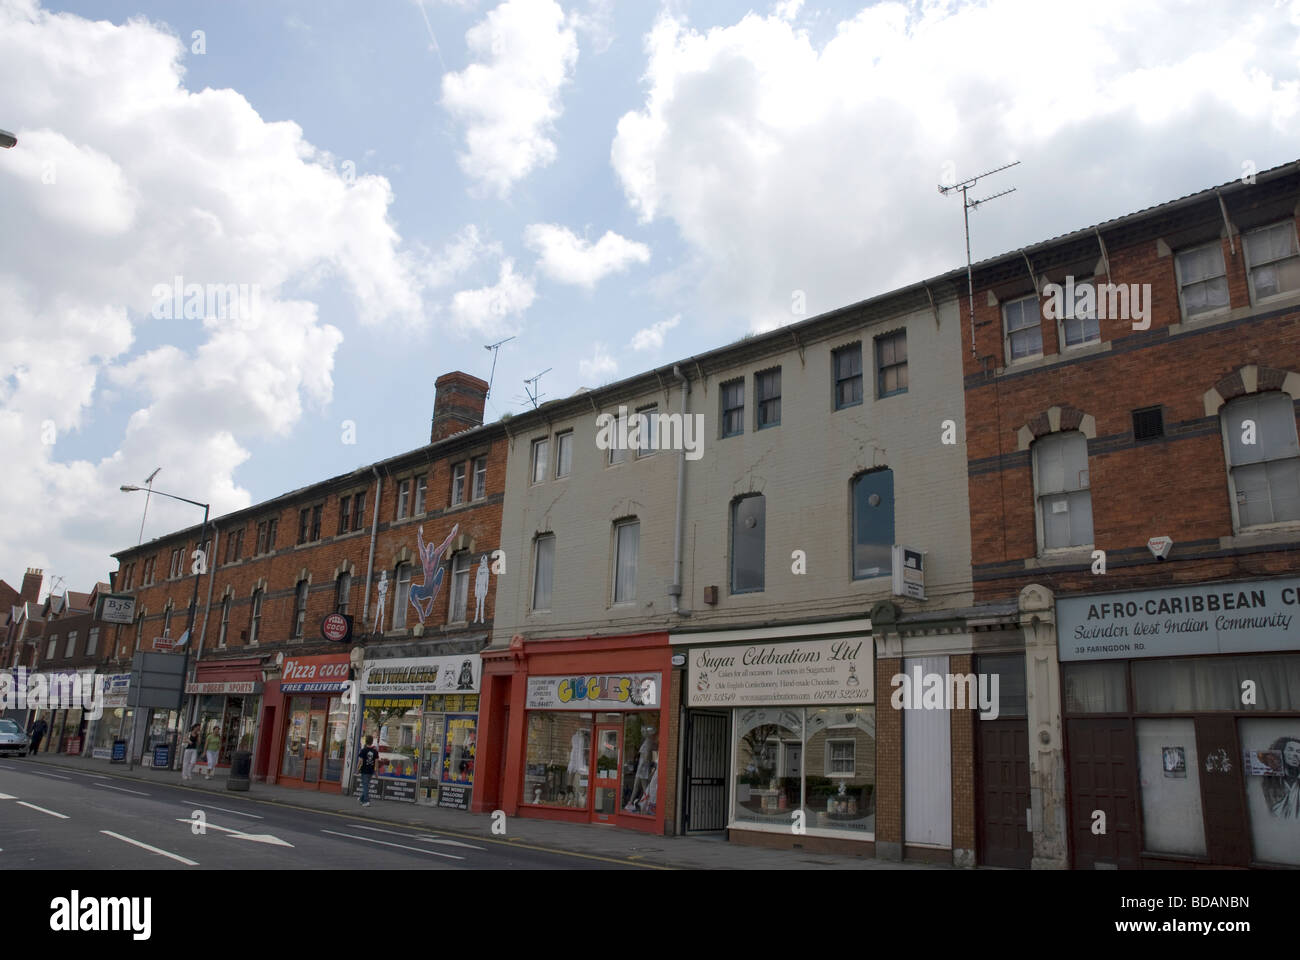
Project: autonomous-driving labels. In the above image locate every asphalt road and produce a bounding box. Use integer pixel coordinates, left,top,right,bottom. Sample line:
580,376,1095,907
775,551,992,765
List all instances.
0,760,646,870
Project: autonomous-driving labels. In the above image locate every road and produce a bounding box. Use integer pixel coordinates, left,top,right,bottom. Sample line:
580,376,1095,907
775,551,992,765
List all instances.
0,761,647,870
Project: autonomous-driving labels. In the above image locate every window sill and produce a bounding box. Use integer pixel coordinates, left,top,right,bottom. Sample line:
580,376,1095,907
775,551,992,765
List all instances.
1248,288,1300,312
1025,546,1095,569
1169,291,1300,336
1219,524,1300,550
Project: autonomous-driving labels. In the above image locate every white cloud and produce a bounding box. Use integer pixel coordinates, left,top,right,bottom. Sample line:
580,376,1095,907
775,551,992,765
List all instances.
441,0,579,196
630,314,680,352
0,1,436,591
524,223,650,288
578,342,618,382
424,224,501,288
611,2,1300,331
448,259,537,337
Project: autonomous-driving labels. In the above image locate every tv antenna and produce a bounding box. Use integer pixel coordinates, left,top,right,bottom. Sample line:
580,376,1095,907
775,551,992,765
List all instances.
939,160,1019,356
483,336,515,399
522,368,552,409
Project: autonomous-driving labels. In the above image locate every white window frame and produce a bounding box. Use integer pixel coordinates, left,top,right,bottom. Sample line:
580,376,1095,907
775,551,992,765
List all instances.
65,632,77,657
396,479,411,520
532,534,555,612
293,579,309,638
1220,391,1300,532
451,462,467,505
219,595,231,647
1174,239,1230,321
392,563,412,630
336,573,351,616
555,431,573,479
86,627,98,657
1243,220,1300,305
414,475,428,515
825,738,856,778
162,606,173,638
1003,294,1043,363
249,589,263,645
635,405,658,458
613,519,640,604
450,552,471,622
47,637,57,660
531,438,549,484
472,457,488,500
1032,431,1095,554
609,410,629,464
1057,277,1101,350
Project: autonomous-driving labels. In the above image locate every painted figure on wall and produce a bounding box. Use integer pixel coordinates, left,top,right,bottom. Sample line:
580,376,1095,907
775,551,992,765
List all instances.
410,524,459,624
1264,736,1300,819
473,554,490,623
372,570,388,634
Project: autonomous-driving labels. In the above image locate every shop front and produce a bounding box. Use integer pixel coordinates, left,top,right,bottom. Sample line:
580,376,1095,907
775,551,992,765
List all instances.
673,623,876,851
89,674,131,760
352,654,482,806
1058,576,1300,869
186,658,263,769
271,653,352,792
477,633,672,835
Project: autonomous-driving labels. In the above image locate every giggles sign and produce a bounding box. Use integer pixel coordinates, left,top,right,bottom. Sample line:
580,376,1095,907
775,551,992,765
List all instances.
527,673,661,710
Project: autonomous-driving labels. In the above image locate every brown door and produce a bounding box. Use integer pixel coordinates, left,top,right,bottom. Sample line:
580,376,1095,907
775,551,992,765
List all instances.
977,719,1032,868
1067,718,1139,869
1195,716,1250,866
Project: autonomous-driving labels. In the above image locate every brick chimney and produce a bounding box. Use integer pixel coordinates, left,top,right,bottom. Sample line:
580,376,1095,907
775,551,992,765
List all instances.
20,568,42,603
431,372,489,443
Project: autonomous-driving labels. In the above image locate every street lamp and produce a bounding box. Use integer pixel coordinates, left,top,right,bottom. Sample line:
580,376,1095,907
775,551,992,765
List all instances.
0,129,16,149
120,484,209,770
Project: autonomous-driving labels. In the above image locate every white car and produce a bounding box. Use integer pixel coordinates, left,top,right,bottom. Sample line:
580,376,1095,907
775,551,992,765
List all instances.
0,719,31,757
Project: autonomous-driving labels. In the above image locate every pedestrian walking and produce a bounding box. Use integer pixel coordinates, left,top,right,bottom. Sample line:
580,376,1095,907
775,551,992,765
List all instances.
203,724,221,779
27,717,47,755
182,724,201,780
357,735,379,807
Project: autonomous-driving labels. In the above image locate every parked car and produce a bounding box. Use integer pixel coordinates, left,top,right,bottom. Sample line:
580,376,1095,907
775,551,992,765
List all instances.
0,719,31,757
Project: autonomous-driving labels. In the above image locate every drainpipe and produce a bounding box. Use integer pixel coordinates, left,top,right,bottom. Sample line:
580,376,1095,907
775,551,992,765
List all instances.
669,364,691,615
362,466,383,631
187,523,221,734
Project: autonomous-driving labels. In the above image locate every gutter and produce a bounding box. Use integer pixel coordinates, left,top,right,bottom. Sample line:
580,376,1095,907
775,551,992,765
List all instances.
361,465,383,631
669,364,690,616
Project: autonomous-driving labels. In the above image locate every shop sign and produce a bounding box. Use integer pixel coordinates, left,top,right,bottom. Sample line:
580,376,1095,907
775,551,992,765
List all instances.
184,681,259,694
891,546,926,601
383,780,417,802
687,636,873,707
103,674,131,708
111,740,127,763
438,783,471,810
152,744,171,768
526,673,662,710
1058,578,1300,662
92,747,111,760
97,594,136,625
359,655,481,695
321,613,352,643
281,654,351,693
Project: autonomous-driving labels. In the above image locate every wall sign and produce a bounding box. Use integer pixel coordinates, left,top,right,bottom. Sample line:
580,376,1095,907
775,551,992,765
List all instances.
184,681,259,695
526,673,662,710
359,655,481,695
1058,578,1300,661
438,783,471,810
688,636,873,707
892,546,926,601
103,674,131,708
321,613,352,643
281,654,351,693
97,594,136,625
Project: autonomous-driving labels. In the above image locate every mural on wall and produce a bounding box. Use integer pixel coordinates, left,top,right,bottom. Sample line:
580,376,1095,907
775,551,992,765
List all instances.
373,569,388,633
410,524,459,624
473,554,490,624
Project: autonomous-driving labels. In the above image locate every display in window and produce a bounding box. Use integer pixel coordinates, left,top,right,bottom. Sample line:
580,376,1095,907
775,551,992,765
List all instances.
361,697,422,780
523,712,591,807
1240,720,1300,866
622,715,657,816
443,714,476,784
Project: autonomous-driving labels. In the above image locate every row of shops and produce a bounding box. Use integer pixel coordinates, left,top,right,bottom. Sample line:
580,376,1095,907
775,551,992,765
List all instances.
16,572,1300,868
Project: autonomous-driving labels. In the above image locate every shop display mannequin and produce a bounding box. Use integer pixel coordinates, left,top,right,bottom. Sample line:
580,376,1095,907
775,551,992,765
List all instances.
566,728,589,805
623,728,658,813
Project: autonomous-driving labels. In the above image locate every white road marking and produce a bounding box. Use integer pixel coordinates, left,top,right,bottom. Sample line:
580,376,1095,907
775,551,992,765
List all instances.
93,782,149,796
62,769,108,779
321,829,463,860
347,823,485,851
181,803,263,820
16,801,69,819
100,830,198,866
0,792,16,800
173,818,293,847
28,770,72,780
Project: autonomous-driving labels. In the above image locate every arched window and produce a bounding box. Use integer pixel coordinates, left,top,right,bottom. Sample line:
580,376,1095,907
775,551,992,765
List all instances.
1033,431,1093,550
532,535,555,612
293,579,309,638
1222,392,1300,528
851,469,894,579
336,573,352,616
730,494,766,594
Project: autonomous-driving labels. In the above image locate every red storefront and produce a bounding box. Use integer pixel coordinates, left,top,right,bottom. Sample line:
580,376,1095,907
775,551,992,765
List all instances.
262,653,352,793
187,658,264,769
473,633,673,835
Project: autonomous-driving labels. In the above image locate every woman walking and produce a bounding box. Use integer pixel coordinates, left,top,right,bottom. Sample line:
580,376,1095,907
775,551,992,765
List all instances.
182,724,201,780
203,724,222,779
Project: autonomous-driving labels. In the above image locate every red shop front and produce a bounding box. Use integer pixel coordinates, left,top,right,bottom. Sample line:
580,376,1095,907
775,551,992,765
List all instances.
473,633,673,835
263,653,352,793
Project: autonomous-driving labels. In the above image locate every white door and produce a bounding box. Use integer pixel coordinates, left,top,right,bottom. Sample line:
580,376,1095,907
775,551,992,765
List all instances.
904,655,952,847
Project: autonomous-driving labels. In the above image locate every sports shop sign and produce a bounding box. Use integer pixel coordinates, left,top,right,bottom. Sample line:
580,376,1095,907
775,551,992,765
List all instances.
1058,578,1300,662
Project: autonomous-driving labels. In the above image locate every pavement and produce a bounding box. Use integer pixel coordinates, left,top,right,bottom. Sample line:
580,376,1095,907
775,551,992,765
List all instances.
14,751,951,870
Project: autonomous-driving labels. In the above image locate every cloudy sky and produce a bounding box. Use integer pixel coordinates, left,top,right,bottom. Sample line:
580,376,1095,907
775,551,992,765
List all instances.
1,0,1298,596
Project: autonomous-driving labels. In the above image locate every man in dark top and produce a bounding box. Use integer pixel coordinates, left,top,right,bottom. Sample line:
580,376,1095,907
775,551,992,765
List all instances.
28,717,47,755
357,735,379,806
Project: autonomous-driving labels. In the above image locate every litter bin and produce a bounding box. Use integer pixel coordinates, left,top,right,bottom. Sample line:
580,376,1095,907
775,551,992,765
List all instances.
227,750,252,792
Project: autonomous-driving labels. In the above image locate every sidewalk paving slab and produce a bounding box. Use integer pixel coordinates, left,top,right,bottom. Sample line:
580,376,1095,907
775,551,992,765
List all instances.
17,753,956,871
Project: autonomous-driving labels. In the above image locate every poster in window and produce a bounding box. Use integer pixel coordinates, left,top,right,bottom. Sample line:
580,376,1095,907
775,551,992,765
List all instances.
442,714,476,785
1239,719,1300,867
1162,746,1186,779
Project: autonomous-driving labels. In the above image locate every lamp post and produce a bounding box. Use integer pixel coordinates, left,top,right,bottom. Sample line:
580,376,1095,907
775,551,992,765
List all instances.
0,130,16,149
120,484,209,771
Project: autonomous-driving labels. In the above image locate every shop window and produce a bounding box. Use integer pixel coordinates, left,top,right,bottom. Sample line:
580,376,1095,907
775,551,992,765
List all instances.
875,330,908,397
1175,240,1229,319
293,579,309,638
554,431,573,479
1240,718,1300,866
832,343,862,409
1003,294,1042,362
360,697,422,783
1062,661,1127,713
613,519,639,604
523,712,592,807
531,438,549,483
721,379,745,437
336,573,351,616
1134,654,1300,713
1221,392,1300,529
851,468,894,580
1244,220,1300,303
532,535,555,612
472,456,488,500
1135,718,1207,857
621,714,658,816
734,706,875,836
730,494,765,594
1033,431,1093,551
755,368,781,429
392,563,412,630
450,552,471,622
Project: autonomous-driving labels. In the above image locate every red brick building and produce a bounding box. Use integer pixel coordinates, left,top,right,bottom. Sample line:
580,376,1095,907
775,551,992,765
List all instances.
104,372,506,800
962,162,1300,868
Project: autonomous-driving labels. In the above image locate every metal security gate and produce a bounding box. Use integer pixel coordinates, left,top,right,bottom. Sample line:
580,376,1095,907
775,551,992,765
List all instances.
684,711,729,833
